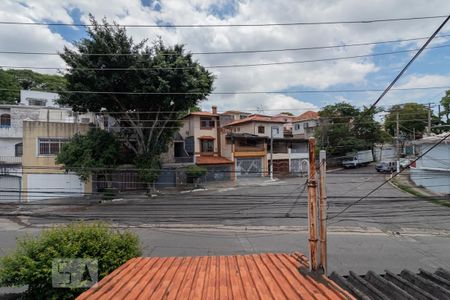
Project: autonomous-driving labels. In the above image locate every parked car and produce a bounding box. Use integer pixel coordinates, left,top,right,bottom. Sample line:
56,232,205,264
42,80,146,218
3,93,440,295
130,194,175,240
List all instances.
342,150,373,168
375,161,396,173
399,158,411,169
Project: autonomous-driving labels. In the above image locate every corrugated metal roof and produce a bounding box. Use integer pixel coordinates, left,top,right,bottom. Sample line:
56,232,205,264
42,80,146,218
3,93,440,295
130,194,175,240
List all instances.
77,252,354,300
331,268,450,299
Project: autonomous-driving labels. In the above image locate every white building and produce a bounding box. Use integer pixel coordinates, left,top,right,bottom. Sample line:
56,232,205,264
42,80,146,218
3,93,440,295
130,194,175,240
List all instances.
410,133,450,195
292,111,319,139
0,90,95,202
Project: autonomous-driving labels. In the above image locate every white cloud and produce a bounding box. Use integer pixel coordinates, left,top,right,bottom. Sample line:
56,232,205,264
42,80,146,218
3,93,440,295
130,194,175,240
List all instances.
0,0,449,112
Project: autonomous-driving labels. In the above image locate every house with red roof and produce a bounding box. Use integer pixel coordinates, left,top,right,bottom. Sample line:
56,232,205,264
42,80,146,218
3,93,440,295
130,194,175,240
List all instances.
292,111,320,139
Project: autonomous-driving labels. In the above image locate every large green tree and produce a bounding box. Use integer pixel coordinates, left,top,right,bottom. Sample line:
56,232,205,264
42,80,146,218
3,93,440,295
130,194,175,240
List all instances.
440,90,450,124
315,102,386,156
0,69,67,104
384,103,429,138
58,17,214,165
0,69,21,104
56,128,120,187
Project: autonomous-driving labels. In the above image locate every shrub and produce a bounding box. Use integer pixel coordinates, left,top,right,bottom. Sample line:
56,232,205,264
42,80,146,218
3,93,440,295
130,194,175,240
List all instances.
185,165,207,179
0,222,141,299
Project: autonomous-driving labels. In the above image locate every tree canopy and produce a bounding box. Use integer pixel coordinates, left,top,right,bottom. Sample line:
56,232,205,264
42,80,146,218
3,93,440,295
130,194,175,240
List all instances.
56,128,120,185
384,103,430,138
315,102,387,156
0,69,67,104
58,16,214,162
440,90,450,124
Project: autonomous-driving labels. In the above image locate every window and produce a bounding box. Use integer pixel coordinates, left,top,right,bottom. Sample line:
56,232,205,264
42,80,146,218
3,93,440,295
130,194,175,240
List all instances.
200,117,214,129
27,98,46,106
0,114,11,127
303,122,309,129
15,143,23,157
258,126,265,134
201,140,214,153
272,126,280,134
38,138,68,155
294,123,301,130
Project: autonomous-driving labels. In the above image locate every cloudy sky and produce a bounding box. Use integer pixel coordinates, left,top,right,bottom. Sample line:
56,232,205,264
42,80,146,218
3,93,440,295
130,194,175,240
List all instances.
1,0,450,114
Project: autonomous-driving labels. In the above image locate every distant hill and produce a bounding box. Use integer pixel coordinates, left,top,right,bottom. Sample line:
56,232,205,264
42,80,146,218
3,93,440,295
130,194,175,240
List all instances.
0,69,66,104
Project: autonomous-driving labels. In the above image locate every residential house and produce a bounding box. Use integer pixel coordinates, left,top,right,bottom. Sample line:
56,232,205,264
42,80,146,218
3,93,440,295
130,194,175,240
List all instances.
219,110,251,126
0,90,94,202
410,133,450,195
292,111,319,139
21,120,93,201
224,114,308,178
177,106,234,182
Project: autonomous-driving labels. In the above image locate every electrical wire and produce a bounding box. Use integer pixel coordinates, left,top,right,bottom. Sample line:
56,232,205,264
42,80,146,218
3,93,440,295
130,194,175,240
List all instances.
0,15,446,28
3,43,450,70
2,33,450,56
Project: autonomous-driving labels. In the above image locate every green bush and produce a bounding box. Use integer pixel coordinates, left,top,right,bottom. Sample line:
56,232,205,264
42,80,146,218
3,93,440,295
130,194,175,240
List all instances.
0,222,141,299
185,165,207,179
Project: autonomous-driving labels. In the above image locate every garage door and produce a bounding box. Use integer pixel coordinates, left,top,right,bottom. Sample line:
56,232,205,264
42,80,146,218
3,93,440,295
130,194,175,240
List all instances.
0,175,21,203
236,157,262,177
272,159,289,177
27,173,83,201
291,159,308,176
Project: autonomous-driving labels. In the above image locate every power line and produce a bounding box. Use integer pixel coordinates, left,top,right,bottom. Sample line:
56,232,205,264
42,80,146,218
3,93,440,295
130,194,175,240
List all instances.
3,43,450,70
2,34,450,56
367,15,450,112
0,85,448,96
0,15,446,28
328,132,450,221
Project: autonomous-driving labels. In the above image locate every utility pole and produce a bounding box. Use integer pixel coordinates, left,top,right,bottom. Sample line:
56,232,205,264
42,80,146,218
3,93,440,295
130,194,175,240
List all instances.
396,111,400,172
270,126,274,180
307,137,318,271
427,103,432,136
318,150,327,274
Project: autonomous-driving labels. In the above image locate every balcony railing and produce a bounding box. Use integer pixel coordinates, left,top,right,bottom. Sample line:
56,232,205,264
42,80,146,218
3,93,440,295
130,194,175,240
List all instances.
0,156,22,164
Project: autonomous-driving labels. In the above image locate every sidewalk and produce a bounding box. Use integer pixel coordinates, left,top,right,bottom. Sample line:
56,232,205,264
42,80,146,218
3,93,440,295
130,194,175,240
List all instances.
389,170,450,206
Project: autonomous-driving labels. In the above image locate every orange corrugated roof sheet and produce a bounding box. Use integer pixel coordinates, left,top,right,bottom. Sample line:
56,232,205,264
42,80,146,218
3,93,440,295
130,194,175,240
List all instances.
77,252,354,300
196,156,233,165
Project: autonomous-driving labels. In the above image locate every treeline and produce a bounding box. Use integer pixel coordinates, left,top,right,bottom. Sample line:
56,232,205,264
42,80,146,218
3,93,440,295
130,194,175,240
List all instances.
0,69,67,104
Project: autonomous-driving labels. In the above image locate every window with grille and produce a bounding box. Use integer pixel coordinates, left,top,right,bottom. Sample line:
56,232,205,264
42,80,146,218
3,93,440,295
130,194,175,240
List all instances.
0,114,11,127
258,126,265,134
38,138,68,155
200,140,214,152
200,117,214,129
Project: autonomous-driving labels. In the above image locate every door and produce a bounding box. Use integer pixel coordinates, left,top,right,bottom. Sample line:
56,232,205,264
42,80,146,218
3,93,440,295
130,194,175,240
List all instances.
0,175,21,203
236,158,262,177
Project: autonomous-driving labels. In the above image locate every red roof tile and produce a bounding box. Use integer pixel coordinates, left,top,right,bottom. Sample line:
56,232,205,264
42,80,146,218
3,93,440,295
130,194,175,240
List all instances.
293,111,319,122
224,114,286,127
77,252,354,300
196,156,233,165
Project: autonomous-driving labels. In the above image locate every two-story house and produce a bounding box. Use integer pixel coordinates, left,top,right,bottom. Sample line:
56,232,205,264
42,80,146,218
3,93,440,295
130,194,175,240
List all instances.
224,114,310,178
292,111,319,139
177,106,234,182
0,90,94,202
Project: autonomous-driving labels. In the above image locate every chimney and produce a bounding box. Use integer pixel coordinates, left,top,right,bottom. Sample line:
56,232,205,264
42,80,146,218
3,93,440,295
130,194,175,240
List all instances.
212,105,217,115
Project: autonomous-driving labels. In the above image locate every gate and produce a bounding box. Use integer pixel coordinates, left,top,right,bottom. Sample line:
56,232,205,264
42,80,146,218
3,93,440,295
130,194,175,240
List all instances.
0,175,21,203
236,158,262,177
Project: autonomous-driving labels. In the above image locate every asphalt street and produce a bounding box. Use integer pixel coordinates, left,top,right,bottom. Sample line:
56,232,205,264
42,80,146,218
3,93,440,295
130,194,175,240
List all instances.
0,165,449,277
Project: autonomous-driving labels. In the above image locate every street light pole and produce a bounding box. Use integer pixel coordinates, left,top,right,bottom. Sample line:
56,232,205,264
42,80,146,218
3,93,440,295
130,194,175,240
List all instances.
270,126,274,180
